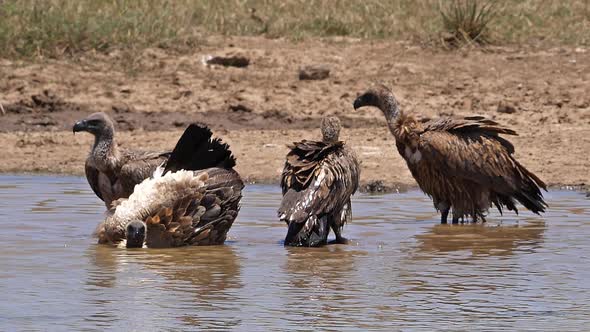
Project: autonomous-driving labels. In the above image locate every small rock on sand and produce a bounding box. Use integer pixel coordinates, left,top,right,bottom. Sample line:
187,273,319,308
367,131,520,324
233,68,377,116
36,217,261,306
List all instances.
497,102,517,114
299,65,330,80
205,54,250,68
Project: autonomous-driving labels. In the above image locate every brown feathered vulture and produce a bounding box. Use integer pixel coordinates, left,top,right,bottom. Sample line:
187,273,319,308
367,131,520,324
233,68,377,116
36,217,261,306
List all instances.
96,124,244,248
73,112,171,209
353,84,547,224
278,116,360,246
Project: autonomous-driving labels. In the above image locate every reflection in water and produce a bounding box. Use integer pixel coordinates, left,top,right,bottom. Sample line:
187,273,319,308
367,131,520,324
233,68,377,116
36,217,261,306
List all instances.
84,244,243,330
416,221,546,256
281,246,368,329
86,245,119,289
151,246,240,285
284,246,359,294
31,198,58,213
2,176,590,330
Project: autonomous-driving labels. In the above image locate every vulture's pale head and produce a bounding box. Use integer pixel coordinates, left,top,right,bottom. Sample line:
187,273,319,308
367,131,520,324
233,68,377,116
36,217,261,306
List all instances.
353,84,399,117
321,116,341,142
125,220,146,248
73,112,115,137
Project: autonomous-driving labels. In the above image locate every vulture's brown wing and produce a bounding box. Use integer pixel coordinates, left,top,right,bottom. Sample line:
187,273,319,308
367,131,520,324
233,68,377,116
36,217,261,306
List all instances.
279,143,359,225
118,150,170,197
426,116,517,136
319,148,360,233
201,168,245,192
419,117,543,188
419,130,519,188
280,140,344,194
85,160,104,201
418,119,547,213
144,169,243,248
425,116,517,153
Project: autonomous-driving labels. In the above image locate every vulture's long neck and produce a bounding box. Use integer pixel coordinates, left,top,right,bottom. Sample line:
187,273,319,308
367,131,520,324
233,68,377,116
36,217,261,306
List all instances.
104,215,126,244
380,94,402,138
92,129,121,170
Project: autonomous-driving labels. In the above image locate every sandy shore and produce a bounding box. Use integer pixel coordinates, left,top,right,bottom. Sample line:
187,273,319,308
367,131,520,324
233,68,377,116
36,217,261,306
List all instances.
1,37,589,192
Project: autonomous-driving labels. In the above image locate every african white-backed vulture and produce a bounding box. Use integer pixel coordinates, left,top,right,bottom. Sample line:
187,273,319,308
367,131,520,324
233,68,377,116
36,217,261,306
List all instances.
353,84,547,224
73,112,170,208
96,124,244,248
278,116,360,246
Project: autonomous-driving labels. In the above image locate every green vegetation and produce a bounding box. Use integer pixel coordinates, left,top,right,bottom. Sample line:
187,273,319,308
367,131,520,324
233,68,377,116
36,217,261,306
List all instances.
0,0,588,58
440,0,497,47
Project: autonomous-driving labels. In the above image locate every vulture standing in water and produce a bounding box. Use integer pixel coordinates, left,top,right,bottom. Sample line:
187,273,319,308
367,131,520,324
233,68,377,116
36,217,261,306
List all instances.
96,123,244,248
73,112,171,208
278,116,360,247
353,84,547,224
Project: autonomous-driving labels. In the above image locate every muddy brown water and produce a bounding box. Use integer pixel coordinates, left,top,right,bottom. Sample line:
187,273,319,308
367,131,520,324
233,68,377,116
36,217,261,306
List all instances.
1,175,589,331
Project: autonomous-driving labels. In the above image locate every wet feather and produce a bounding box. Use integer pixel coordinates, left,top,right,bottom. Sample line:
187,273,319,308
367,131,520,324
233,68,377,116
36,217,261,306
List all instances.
353,85,547,223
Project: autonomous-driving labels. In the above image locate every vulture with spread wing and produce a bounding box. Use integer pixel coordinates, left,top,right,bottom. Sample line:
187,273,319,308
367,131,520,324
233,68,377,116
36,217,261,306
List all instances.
278,116,360,247
73,112,171,209
96,124,243,248
353,84,547,224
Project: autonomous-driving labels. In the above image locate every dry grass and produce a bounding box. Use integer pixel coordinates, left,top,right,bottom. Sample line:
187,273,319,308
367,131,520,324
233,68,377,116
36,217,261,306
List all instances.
0,0,588,58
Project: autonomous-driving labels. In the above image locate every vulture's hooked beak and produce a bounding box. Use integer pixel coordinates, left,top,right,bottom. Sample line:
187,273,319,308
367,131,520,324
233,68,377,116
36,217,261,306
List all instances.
72,120,88,134
353,96,364,110
352,94,367,110
353,92,378,110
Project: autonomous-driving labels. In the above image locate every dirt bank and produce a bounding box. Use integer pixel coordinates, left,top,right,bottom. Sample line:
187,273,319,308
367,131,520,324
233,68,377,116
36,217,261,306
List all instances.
1,37,589,191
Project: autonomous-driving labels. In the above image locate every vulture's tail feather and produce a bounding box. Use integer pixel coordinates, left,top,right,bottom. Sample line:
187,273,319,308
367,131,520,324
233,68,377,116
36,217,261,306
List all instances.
492,193,519,216
164,123,236,174
503,160,548,215
514,191,547,215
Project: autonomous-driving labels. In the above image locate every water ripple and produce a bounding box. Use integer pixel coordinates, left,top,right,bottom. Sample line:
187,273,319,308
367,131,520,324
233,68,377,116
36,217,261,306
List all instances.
1,175,590,330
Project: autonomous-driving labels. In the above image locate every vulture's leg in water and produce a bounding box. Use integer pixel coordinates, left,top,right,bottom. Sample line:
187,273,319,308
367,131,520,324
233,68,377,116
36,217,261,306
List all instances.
329,206,349,244
440,209,450,224
308,216,329,247
474,213,487,223
329,224,348,244
439,202,451,224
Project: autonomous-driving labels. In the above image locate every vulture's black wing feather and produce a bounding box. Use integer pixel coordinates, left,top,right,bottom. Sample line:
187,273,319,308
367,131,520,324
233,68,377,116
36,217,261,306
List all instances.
163,123,236,174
